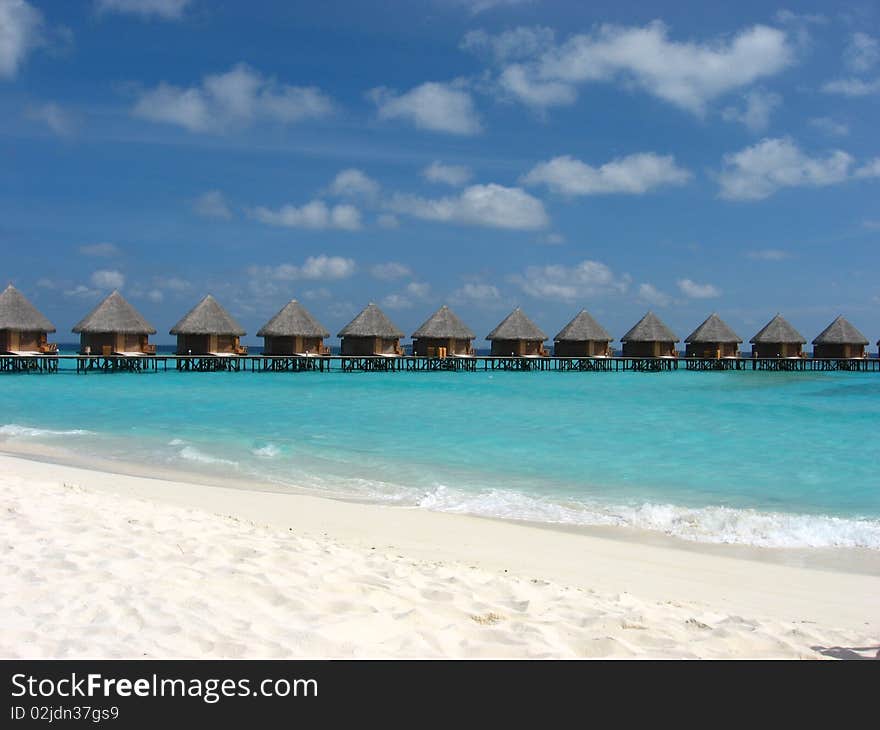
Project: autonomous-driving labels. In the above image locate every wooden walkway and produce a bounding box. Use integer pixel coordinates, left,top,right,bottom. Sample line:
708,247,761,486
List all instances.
2,354,879,374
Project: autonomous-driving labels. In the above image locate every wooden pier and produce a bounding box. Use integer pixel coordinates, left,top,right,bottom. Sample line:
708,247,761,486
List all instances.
0,354,878,374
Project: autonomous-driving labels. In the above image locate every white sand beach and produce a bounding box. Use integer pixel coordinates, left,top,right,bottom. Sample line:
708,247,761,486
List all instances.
1,452,878,659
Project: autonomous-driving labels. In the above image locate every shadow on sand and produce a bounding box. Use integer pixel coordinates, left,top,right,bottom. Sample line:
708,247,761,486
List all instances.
812,645,880,660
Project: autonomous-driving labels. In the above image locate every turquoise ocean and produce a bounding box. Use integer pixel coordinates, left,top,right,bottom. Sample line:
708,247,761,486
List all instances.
2,359,879,549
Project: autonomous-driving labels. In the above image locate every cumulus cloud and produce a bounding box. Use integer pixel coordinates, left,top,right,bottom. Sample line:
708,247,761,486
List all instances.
422,160,472,186
369,81,482,135
808,117,849,137
382,281,431,310
251,201,362,231
371,262,412,280
25,101,75,135
79,243,120,257
522,153,691,195
193,190,232,219
153,276,190,291
449,0,536,14
327,168,380,199
95,0,190,19
461,26,555,63
0,0,44,79
387,183,548,230
248,255,356,282
843,32,879,72
721,88,781,132
747,249,790,260
451,282,502,303
476,21,794,115
717,137,880,201
132,63,334,133
821,77,880,96
677,278,721,299
638,283,670,307
91,269,125,290
511,260,628,302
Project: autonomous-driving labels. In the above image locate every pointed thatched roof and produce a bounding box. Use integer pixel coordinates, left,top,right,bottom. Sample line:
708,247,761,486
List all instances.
685,313,742,344
411,305,475,340
812,315,869,345
337,303,404,338
621,311,678,342
486,308,546,341
0,284,55,332
170,295,245,336
749,314,805,344
72,290,156,334
257,300,329,338
554,309,612,343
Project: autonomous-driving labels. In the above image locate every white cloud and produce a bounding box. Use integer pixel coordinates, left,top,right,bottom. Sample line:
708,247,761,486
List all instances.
0,0,43,79
91,269,125,290
376,214,399,229
248,256,356,282
821,77,880,96
193,190,232,219
327,168,380,199
482,21,794,114
153,276,190,291
382,281,431,310
677,278,721,299
808,117,849,137
388,183,548,230
522,153,691,195
716,137,879,200
369,81,481,135
747,249,790,261
406,281,431,298
371,262,412,280
638,283,670,307
855,158,880,179
512,260,627,302
79,243,120,257
452,282,501,303
721,88,781,132
461,26,555,63
422,160,472,186
64,284,101,298
147,289,164,303
449,0,536,14
844,32,879,72
132,63,334,133
95,0,190,19
251,200,362,231
25,102,74,135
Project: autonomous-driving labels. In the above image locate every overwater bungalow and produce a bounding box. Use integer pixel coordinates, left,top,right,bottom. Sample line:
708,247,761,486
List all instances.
486,307,548,357
72,290,156,356
411,305,475,357
257,299,330,356
0,284,56,354
553,309,613,357
812,316,869,359
620,312,678,357
684,313,742,358
337,303,404,356
170,295,247,355
749,314,805,358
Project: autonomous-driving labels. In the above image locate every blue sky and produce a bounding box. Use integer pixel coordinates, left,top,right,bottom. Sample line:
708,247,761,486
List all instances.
1,0,879,345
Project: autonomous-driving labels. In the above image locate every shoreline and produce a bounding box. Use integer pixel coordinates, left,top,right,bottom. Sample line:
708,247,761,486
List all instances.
1,451,879,653
2,441,879,577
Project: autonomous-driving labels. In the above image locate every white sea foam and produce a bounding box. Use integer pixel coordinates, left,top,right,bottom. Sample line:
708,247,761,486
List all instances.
0,424,94,438
252,444,281,458
177,446,239,468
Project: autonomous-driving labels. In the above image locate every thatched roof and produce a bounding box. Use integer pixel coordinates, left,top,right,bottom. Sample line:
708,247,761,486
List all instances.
170,295,246,336
621,311,678,342
749,314,805,344
412,305,475,340
72,290,156,334
812,315,869,345
554,309,611,342
0,284,55,333
257,300,329,338
486,308,546,341
337,303,404,338
685,313,742,344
